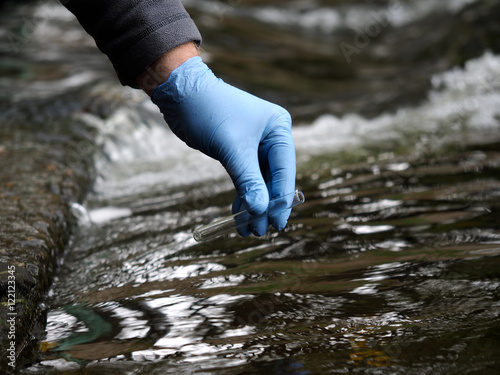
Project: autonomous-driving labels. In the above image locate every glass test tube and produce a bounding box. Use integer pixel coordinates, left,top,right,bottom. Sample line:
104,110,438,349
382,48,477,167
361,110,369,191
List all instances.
193,189,305,242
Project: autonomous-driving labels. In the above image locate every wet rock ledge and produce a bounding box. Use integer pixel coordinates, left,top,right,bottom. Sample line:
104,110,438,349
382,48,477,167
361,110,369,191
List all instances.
0,119,95,371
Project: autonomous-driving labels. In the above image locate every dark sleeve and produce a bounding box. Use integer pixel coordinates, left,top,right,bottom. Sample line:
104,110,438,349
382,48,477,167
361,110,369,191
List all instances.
62,0,202,87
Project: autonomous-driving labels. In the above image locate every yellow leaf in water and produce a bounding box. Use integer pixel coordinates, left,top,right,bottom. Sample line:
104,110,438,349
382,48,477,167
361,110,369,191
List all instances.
39,341,58,352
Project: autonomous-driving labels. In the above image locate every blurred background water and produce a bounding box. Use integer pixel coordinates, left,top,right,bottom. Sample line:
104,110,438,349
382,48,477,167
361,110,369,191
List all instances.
1,0,500,373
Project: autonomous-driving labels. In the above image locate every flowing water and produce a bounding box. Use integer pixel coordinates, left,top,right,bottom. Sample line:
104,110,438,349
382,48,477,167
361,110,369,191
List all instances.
2,0,500,374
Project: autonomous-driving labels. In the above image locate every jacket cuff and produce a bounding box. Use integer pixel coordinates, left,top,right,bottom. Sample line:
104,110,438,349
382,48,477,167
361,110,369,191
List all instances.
63,0,202,88
114,16,201,88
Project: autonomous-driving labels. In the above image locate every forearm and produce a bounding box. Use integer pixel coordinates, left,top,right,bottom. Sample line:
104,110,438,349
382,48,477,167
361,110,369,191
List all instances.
137,42,199,96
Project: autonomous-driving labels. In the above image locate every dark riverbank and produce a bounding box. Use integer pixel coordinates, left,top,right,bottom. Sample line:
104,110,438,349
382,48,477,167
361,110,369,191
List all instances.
0,102,97,370
0,2,109,367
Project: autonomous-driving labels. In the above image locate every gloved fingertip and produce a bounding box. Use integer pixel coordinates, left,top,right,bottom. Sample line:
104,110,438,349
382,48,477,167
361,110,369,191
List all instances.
234,209,252,237
243,188,269,216
279,220,289,231
236,225,252,237
275,220,288,232
270,208,291,232
250,216,270,237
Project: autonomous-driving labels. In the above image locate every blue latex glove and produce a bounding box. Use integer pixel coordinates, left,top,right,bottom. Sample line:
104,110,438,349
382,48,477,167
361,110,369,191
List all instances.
151,56,296,237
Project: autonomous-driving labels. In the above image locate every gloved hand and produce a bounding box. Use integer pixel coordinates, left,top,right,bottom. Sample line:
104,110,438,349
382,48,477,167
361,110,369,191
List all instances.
151,56,296,237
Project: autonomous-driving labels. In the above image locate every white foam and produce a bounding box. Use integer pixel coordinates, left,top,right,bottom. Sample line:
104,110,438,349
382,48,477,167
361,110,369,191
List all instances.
293,51,500,155
85,99,227,200
88,206,133,224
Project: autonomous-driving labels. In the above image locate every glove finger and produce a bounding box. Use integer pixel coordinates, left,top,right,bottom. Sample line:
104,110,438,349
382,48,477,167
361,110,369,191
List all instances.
232,194,252,237
225,147,269,216
237,152,271,236
260,123,296,231
227,148,271,237
249,213,269,237
232,181,271,237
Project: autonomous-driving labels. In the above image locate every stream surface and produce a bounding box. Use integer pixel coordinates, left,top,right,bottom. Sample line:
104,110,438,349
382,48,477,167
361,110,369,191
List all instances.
1,0,500,374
